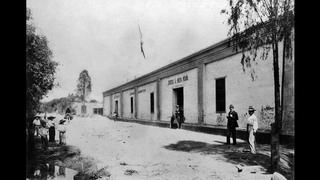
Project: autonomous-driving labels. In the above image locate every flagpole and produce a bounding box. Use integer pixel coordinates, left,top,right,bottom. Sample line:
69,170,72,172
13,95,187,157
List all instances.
138,22,146,59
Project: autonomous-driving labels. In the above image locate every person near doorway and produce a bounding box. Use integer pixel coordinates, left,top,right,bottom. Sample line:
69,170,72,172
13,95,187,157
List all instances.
175,105,184,129
226,104,239,145
112,111,119,118
246,106,258,154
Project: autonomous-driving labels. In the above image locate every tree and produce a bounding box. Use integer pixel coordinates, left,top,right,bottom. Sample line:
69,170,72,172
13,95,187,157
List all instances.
26,8,58,121
26,7,58,156
90,99,98,103
76,70,92,103
221,0,294,172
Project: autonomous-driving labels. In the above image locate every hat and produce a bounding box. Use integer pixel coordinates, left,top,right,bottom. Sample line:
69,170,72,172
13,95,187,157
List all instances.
59,119,66,124
47,116,56,120
248,106,256,111
229,104,234,108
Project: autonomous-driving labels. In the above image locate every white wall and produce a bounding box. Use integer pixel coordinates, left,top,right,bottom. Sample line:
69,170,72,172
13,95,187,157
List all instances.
103,95,110,116
159,68,198,123
203,45,283,130
137,82,157,121
122,89,135,118
73,102,102,116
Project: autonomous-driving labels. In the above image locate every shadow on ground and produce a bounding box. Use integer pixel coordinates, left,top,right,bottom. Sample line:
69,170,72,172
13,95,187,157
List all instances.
163,140,294,180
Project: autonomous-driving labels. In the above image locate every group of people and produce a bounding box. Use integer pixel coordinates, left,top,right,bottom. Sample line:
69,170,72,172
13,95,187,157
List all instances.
32,112,69,150
226,104,258,154
169,103,258,154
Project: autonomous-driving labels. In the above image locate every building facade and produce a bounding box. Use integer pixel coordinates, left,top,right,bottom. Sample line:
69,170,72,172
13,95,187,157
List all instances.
103,37,294,136
72,102,103,116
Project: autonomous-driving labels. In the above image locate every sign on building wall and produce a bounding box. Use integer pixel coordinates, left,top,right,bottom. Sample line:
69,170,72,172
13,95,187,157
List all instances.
138,89,146,93
168,75,188,85
113,94,120,99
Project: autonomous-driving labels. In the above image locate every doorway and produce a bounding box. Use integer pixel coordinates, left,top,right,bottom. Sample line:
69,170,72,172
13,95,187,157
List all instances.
115,100,118,114
173,87,184,110
81,105,87,114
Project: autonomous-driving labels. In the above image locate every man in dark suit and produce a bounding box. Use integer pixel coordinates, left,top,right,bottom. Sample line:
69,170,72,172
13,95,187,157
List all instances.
226,104,239,145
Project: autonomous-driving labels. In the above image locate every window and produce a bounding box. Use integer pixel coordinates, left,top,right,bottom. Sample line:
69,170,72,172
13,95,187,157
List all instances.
216,77,226,112
150,92,154,113
130,97,134,114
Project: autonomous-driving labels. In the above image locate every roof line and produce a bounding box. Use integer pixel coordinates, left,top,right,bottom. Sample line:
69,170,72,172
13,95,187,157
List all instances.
103,37,231,95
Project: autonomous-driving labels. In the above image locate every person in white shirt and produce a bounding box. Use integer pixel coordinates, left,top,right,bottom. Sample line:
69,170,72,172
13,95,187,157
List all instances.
247,106,258,154
32,116,41,137
58,119,67,145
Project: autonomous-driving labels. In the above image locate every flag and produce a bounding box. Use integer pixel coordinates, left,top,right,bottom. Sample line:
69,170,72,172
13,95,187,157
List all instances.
138,24,146,59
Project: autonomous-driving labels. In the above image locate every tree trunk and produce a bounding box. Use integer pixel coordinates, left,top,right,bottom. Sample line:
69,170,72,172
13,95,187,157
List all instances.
271,40,281,172
281,33,287,130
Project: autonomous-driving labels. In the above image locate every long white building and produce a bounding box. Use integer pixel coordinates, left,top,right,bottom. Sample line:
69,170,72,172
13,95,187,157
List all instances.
102,35,294,136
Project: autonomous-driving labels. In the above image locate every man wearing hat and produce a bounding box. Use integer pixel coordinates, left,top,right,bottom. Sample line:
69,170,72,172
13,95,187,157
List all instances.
57,119,67,145
32,116,41,137
226,104,239,145
247,106,258,154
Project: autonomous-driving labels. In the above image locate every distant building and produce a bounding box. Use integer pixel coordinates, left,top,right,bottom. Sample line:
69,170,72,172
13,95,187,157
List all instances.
102,34,294,136
72,102,103,116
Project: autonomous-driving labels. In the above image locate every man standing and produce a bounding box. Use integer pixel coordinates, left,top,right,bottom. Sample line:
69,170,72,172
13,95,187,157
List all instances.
247,106,258,154
47,117,56,143
58,119,67,145
226,104,239,145
174,105,185,129
32,116,41,137
39,121,49,150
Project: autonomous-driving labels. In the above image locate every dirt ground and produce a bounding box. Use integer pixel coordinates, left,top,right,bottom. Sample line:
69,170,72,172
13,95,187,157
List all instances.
27,114,294,180
26,137,111,179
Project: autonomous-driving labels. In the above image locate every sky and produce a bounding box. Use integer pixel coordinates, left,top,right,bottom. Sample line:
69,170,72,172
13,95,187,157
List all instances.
27,0,230,103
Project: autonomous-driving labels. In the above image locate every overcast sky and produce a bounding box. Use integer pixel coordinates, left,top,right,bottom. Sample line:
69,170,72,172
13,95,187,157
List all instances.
27,0,230,102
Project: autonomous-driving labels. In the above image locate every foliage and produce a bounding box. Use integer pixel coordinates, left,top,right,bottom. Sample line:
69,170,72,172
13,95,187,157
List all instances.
90,99,98,103
40,96,77,114
221,0,294,172
76,70,92,102
221,0,294,80
67,93,82,102
26,8,58,121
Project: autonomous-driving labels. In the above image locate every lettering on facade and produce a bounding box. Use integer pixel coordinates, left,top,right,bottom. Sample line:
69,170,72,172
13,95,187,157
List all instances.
168,75,188,85
138,89,146,94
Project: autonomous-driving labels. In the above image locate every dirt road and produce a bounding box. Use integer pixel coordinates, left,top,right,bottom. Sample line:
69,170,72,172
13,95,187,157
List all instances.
62,115,293,180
